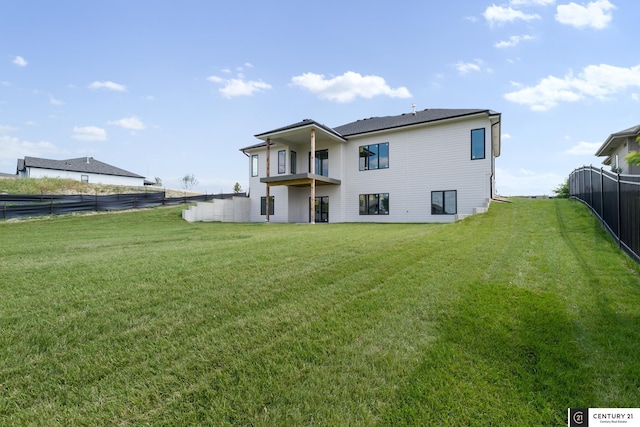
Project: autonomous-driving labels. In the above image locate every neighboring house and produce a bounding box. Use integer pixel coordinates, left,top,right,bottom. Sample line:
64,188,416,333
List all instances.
240,108,502,223
16,156,146,186
595,124,640,174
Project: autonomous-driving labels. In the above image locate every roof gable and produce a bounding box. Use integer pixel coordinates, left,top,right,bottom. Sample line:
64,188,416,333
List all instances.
595,124,640,157
21,156,144,178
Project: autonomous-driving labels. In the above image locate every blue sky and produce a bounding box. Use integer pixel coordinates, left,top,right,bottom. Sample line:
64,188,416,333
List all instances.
1,0,638,195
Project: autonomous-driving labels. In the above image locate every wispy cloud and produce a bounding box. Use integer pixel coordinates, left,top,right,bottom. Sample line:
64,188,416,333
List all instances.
49,95,64,106
495,34,535,48
505,63,640,111
108,116,146,130
483,5,541,26
0,135,57,161
72,126,107,141
208,75,272,99
511,0,555,5
290,71,412,103
88,81,127,92
12,56,28,67
565,141,602,155
555,0,615,29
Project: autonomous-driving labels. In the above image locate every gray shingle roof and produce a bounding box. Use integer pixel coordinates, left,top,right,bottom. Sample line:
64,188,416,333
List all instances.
19,156,144,178
254,119,345,140
333,108,498,136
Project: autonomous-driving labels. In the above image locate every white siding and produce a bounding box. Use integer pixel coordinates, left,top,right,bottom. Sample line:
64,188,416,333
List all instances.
26,167,145,186
244,115,495,223
342,117,492,222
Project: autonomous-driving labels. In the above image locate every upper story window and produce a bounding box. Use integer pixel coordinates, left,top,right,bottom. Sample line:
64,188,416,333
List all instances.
471,128,485,160
278,150,286,174
251,155,258,177
81,175,89,183
309,149,329,176
291,151,297,174
359,142,389,170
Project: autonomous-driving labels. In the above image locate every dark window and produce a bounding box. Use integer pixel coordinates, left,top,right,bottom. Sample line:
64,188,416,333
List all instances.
309,149,328,176
359,193,389,215
471,128,485,160
431,190,457,215
251,155,258,177
260,196,274,215
290,151,297,174
359,142,389,171
310,196,329,223
278,150,286,174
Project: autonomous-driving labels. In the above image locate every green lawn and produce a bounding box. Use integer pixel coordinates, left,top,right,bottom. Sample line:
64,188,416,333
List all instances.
1,198,639,425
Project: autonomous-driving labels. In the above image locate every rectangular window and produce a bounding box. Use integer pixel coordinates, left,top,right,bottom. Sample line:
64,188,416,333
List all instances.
431,190,457,215
471,128,485,160
260,196,274,215
81,175,89,183
309,149,329,176
278,150,286,174
290,151,297,174
359,193,389,215
251,154,259,177
359,142,389,170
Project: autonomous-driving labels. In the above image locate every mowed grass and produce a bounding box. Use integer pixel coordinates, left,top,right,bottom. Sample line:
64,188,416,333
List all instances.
1,198,639,425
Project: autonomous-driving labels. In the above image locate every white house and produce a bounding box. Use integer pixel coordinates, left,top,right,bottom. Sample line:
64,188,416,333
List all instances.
240,108,502,223
595,124,640,174
17,156,146,186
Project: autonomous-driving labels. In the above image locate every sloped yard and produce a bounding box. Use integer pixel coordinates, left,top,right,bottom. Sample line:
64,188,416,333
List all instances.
0,198,638,425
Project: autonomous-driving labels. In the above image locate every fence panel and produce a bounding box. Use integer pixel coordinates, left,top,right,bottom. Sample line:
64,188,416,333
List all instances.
1,192,244,220
569,166,640,263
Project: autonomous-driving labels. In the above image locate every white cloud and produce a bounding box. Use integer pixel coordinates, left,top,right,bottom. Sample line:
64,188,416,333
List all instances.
502,133,512,139
12,56,28,67
208,75,272,99
49,95,64,106
555,0,615,29
565,141,602,155
88,81,127,92
504,63,640,111
511,0,555,5
290,71,412,103
495,34,535,48
108,116,146,130
0,134,57,161
456,61,481,74
632,93,640,101
72,126,107,141
0,125,18,133
483,5,541,26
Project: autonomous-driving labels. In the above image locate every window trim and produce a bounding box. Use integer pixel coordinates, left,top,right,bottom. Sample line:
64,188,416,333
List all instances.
471,128,485,160
359,193,390,215
290,151,297,174
251,154,259,177
359,142,389,171
431,190,457,215
260,196,274,216
278,150,286,174
81,174,89,183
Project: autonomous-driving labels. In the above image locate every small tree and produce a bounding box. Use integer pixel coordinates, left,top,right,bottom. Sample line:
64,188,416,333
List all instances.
624,135,640,166
233,182,243,193
181,174,198,191
553,177,569,198
154,177,163,186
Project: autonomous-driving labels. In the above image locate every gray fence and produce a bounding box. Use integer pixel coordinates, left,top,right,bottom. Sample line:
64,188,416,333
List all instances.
0,192,242,220
569,166,640,263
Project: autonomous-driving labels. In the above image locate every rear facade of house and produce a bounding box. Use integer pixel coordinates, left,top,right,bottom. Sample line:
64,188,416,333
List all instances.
240,108,501,223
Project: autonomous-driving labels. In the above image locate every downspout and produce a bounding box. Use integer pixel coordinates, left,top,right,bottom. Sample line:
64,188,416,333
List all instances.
490,118,501,199
310,128,316,224
266,138,270,223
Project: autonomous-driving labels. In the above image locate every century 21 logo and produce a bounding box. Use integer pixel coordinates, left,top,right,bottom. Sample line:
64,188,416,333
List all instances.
573,410,585,425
